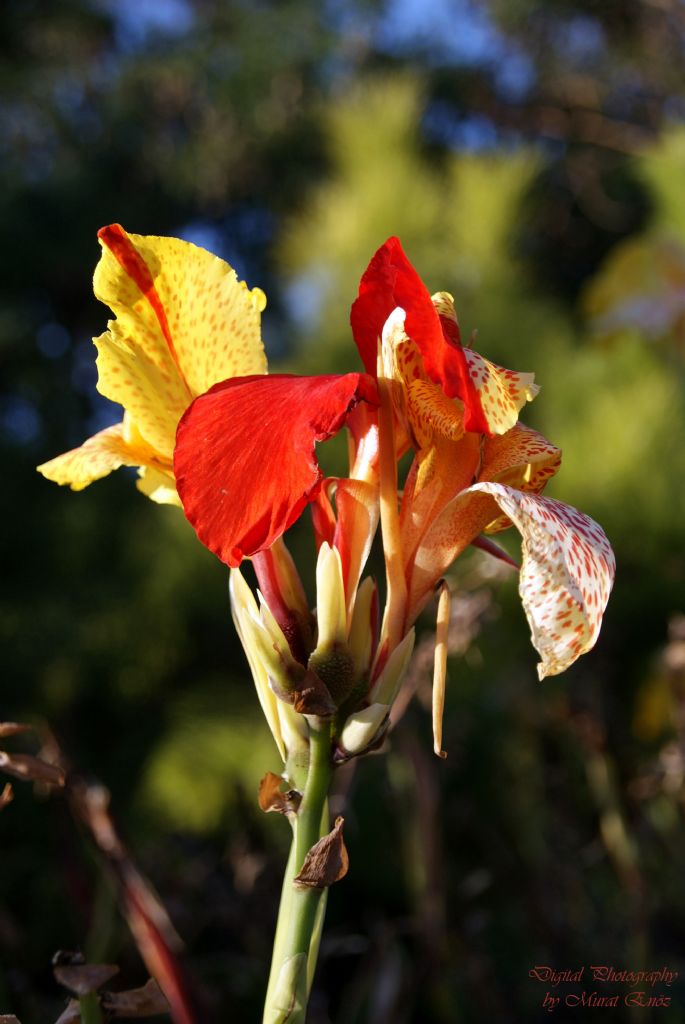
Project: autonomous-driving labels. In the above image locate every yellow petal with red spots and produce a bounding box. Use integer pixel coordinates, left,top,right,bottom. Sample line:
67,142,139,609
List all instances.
469,483,615,679
431,290,461,346
462,348,539,435
479,423,561,533
94,225,267,399
37,421,143,491
406,379,465,447
381,308,464,448
94,331,188,460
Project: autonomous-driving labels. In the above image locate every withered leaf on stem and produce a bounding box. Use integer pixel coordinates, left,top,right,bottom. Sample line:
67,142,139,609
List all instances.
54,1002,80,1024
0,723,32,738
0,783,13,810
271,668,336,717
258,772,301,815
0,751,65,787
294,816,349,889
54,963,120,995
102,978,170,1018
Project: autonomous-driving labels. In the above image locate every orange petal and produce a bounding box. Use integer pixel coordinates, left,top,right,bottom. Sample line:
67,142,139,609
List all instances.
479,423,561,533
462,348,539,435
470,484,615,678
406,485,497,622
333,478,380,615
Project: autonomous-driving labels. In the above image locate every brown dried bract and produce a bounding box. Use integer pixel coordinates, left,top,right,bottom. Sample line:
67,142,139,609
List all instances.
0,751,65,787
294,816,349,889
272,667,337,717
0,723,32,738
54,963,120,995
54,1003,80,1024
102,978,170,1018
258,772,301,815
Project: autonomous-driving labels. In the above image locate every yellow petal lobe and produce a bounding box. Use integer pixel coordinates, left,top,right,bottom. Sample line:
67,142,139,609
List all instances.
36,422,141,491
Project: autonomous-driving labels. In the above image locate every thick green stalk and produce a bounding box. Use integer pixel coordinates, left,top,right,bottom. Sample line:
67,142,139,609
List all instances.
263,722,333,1024
79,992,104,1024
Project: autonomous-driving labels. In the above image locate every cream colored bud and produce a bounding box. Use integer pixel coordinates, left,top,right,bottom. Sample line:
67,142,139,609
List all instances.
314,542,347,651
348,577,377,678
370,628,415,705
340,702,390,755
229,569,285,761
258,593,301,673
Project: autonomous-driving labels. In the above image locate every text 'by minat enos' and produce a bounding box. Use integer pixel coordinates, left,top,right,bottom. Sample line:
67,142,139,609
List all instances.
529,966,679,1012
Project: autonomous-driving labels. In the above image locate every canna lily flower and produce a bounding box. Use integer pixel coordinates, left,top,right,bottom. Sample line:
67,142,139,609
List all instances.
37,224,268,504
351,238,615,680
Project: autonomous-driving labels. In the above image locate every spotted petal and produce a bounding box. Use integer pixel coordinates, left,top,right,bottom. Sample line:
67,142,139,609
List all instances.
352,238,537,435
96,225,267,400
37,420,158,491
175,373,378,566
462,349,539,435
470,484,614,678
351,239,482,417
479,423,561,533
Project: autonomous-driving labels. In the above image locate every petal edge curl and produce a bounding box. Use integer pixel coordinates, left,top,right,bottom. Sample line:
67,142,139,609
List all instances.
470,483,615,679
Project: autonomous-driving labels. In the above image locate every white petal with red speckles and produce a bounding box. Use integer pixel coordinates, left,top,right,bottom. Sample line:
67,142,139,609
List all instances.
469,483,615,679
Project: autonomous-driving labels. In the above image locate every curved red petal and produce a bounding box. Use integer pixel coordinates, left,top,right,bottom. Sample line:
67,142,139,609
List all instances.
174,373,377,566
351,238,488,432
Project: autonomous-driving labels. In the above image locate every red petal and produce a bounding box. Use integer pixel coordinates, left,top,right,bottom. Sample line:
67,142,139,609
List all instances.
174,373,377,566
351,238,488,432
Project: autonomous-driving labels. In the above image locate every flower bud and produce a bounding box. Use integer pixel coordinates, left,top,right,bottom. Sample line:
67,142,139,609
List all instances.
370,628,415,705
229,569,308,761
314,542,347,651
348,576,377,678
339,702,391,756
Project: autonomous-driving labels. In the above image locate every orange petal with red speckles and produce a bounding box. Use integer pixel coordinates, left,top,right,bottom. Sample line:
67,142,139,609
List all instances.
479,423,561,533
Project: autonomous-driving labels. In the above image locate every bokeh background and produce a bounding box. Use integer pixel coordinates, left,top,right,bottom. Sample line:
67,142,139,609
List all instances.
2,1,685,1021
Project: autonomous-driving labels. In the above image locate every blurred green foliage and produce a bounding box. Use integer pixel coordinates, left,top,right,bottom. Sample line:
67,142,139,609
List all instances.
2,1,685,1022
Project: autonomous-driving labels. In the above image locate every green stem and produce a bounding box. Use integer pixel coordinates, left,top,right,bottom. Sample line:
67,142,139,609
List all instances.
262,721,333,1024
79,992,104,1024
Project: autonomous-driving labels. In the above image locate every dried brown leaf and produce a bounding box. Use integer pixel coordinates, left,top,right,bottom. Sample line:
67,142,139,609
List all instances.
0,751,65,787
0,783,14,810
54,963,119,995
102,978,170,1018
294,816,349,889
258,772,301,815
271,668,336,717
54,1001,80,1024
0,723,32,738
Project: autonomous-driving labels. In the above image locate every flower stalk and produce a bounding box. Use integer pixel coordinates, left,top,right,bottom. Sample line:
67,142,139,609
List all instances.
263,720,333,1024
